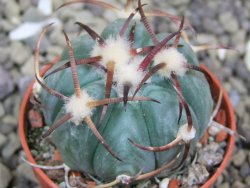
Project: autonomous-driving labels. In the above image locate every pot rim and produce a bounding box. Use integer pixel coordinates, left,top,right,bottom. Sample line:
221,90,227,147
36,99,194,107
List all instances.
19,62,236,188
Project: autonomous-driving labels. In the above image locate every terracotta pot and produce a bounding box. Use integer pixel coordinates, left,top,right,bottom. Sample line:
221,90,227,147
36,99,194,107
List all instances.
19,63,236,188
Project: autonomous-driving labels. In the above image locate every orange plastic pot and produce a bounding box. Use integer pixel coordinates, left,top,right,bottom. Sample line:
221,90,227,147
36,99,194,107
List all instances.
19,62,236,188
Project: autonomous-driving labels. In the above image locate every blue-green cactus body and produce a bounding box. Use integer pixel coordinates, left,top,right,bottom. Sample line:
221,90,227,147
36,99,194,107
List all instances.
40,19,213,181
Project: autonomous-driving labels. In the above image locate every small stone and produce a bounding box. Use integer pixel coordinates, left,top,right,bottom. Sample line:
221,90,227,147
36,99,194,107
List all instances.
10,67,23,86
47,45,63,59
182,164,209,186
0,133,7,148
10,42,31,65
214,175,224,186
49,28,65,47
21,57,35,76
18,76,33,94
231,29,246,54
22,6,46,22
4,115,17,127
25,34,50,54
169,0,190,6
219,12,239,34
229,77,248,94
0,47,9,64
16,163,38,183
196,34,217,45
198,142,224,167
75,10,93,24
232,181,245,188
0,163,12,188
202,18,224,35
227,165,242,183
2,133,21,159
229,90,240,107
4,0,20,20
0,19,15,34
232,149,246,167
240,162,250,178
217,182,230,188
0,102,5,117
3,94,19,116
19,0,32,11
0,67,15,100
245,40,250,71
0,120,16,135
245,175,250,185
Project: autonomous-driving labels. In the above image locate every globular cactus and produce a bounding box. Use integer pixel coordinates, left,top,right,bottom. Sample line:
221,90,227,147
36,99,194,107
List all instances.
33,0,214,185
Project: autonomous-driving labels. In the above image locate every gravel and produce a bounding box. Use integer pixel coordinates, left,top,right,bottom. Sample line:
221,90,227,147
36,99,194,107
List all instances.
0,67,15,100
0,162,12,188
0,0,249,187
2,133,21,159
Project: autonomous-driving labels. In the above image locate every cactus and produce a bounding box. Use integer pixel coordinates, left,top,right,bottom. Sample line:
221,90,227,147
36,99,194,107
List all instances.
33,0,215,185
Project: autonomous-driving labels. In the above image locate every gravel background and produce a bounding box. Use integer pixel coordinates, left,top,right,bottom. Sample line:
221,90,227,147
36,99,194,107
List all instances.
0,0,250,187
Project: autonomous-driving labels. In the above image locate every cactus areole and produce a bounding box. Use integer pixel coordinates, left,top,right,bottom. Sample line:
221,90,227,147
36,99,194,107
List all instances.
36,10,213,184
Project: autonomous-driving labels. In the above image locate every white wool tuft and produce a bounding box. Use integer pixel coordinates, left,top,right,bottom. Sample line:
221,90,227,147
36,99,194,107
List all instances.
153,48,187,78
65,90,93,125
114,56,145,96
32,80,43,97
91,36,131,67
177,124,196,142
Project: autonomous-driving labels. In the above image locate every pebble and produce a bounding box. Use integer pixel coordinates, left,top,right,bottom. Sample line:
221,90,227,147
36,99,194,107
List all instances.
0,126,17,137
2,115,17,127
0,33,10,48
239,162,250,179
245,40,250,71
22,6,46,22
198,142,224,167
245,175,250,185
0,67,15,100
47,45,63,59
229,77,248,94
214,175,224,187
0,133,7,148
10,42,31,66
4,0,20,21
21,57,36,76
16,163,38,183
219,12,239,34
49,28,65,47
0,163,12,188
0,47,9,64
25,34,50,54
19,0,32,12
231,29,246,54
182,164,209,186
2,133,21,159
217,182,229,188
229,90,240,107
232,181,246,188
0,102,5,117
227,166,242,184
232,149,247,167
18,76,33,94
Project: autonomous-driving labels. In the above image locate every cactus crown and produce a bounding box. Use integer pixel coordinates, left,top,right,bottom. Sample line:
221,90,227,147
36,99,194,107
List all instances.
32,0,216,186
